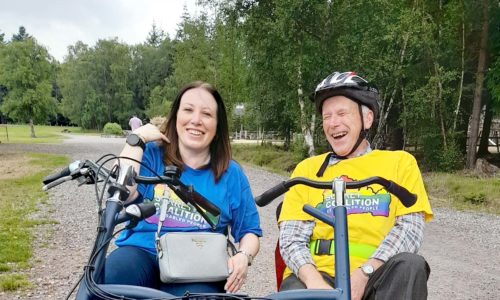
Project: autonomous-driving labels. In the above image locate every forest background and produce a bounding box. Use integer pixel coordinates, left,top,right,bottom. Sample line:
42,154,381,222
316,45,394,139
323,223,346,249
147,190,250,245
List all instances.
1,0,500,172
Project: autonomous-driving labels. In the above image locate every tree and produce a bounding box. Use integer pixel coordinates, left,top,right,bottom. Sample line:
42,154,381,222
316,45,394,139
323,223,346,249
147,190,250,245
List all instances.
146,22,166,47
130,38,175,119
12,26,31,41
466,0,489,169
59,39,134,129
0,38,57,137
173,11,216,86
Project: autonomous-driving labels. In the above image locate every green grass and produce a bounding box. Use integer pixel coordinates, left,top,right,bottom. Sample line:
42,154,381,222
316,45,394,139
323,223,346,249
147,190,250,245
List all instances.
0,274,30,291
0,124,98,144
0,153,68,292
424,172,500,214
233,144,500,215
232,143,304,176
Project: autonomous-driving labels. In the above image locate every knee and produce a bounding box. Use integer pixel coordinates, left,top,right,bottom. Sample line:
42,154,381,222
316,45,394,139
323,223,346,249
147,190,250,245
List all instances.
391,253,430,279
279,274,306,291
105,246,158,286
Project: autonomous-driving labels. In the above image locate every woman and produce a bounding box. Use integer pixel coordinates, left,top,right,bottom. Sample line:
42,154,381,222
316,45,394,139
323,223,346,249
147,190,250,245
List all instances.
105,81,262,295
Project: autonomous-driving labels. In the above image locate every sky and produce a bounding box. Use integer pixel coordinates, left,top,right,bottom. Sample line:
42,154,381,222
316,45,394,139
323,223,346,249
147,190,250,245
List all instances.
0,0,198,62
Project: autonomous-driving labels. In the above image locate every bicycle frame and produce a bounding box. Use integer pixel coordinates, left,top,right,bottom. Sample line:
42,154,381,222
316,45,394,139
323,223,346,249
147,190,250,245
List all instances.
262,178,349,300
75,164,176,300
256,176,416,300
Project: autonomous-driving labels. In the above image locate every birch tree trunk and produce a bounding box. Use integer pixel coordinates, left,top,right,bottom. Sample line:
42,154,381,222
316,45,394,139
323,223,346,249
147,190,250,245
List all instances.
297,65,315,157
372,33,409,148
453,7,465,131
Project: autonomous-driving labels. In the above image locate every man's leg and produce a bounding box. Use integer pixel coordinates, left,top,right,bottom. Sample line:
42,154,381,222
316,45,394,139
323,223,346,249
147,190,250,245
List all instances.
363,252,430,300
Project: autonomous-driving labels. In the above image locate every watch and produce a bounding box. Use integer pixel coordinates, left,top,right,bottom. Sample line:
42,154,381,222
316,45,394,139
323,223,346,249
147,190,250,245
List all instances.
126,134,146,151
236,250,253,266
360,264,375,278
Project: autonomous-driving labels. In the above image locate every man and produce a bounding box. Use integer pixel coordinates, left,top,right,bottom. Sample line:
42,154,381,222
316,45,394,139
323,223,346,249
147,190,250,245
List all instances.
278,71,433,300
129,115,143,131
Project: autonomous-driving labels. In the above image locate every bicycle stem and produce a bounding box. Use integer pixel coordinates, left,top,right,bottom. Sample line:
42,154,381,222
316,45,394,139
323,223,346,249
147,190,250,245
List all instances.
333,178,350,299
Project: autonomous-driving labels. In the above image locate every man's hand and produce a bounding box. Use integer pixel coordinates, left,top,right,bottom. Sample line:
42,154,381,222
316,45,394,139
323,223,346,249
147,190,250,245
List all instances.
350,258,384,300
298,264,333,290
350,268,369,300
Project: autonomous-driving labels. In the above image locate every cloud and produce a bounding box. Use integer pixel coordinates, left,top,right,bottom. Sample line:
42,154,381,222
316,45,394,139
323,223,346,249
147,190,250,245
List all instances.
0,0,197,62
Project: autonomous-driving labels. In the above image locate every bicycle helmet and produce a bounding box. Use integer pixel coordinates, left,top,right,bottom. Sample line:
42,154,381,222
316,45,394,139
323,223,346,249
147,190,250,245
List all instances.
311,71,379,118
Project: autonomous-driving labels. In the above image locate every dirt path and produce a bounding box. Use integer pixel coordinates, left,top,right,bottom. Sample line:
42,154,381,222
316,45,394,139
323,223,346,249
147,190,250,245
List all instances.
0,135,498,299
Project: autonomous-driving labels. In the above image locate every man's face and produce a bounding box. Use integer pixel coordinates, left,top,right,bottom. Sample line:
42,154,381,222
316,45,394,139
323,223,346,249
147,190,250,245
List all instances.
322,96,373,157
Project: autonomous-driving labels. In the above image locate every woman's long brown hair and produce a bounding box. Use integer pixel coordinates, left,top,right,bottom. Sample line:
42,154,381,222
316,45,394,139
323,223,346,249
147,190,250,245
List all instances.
159,81,231,182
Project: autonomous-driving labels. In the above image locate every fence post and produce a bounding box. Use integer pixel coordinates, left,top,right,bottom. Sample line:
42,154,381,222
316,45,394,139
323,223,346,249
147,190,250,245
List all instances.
496,131,499,153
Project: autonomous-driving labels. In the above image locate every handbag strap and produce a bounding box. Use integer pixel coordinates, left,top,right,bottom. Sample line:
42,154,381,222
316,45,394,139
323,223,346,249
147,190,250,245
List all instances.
155,198,168,256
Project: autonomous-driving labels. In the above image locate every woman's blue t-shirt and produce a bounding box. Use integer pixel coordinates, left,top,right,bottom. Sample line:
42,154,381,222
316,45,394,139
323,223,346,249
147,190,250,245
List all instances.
115,142,263,254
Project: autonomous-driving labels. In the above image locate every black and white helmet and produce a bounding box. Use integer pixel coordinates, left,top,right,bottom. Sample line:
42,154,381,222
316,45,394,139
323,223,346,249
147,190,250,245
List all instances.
311,71,380,118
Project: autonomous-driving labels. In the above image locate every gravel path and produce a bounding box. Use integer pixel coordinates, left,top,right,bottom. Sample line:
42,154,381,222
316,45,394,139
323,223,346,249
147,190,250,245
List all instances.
0,135,498,299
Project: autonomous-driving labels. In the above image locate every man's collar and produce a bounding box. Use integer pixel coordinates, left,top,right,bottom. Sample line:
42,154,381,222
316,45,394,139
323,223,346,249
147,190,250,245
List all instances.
329,142,372,166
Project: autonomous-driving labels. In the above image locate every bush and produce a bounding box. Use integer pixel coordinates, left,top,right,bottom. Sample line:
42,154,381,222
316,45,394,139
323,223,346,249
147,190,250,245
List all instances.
232,144,303,175
103,123,123,136
438,141,463,172
421,133,463,172
463,193,487,205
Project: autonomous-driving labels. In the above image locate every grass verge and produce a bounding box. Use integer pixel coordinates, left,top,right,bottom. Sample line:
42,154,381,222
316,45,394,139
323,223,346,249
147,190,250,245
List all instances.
0,153,68,291
232,143,304,177
424,172,500,215
0,124,99,144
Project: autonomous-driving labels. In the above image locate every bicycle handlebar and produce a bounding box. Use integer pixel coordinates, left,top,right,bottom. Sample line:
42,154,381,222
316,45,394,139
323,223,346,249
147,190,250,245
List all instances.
42,160,83,185
255,176,417,208
42,159,221,219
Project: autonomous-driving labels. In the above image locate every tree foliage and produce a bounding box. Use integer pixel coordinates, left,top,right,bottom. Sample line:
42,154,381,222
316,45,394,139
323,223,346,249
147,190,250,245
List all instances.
58,39,134,129
0,36,57,137
5,1,500,169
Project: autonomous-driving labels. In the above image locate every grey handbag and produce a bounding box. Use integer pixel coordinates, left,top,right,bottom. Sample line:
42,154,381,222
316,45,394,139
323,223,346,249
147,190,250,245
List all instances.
154,198,230,283
156,231,230,283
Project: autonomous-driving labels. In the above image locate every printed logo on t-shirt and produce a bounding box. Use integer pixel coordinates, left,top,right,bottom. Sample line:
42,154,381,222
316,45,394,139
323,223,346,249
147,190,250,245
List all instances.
317,175,391,217
143,184,214,229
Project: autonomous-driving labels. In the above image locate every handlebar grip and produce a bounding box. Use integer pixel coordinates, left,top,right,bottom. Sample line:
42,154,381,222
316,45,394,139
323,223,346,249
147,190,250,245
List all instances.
385,181,417,208
42,175,72,191
139,202,157,219
255,182,289,207
42,166,70,185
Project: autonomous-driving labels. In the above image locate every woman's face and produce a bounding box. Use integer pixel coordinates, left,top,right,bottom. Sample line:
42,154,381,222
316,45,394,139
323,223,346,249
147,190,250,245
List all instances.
176,87,218,155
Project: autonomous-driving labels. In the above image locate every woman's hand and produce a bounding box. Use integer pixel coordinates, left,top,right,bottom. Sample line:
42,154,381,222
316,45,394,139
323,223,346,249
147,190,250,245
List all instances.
224,252,249,293
133,123,169,144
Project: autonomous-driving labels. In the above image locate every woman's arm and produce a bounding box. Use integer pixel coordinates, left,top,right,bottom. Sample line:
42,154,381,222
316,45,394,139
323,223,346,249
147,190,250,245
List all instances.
119,124,169,202
225,233,260,293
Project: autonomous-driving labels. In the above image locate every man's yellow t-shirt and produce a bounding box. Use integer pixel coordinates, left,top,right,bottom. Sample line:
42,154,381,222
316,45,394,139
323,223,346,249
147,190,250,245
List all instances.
278,150,433,279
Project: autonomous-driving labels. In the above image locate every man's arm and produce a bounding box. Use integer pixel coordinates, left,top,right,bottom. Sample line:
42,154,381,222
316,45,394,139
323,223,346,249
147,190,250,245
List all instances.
279,220,332,289
349,212,425,300
370,212,425,262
